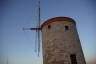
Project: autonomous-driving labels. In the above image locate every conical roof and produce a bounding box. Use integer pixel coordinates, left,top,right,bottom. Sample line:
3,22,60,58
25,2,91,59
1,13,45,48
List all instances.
41,17,76,28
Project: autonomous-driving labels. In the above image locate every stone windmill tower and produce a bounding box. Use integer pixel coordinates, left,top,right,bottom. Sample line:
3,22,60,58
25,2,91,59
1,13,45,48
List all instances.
41,17,86,64
23,1,86,64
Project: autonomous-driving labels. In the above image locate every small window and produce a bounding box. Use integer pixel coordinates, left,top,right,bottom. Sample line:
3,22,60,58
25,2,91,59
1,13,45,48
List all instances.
48,25,51,29
70,54,77,64
65,26,69,30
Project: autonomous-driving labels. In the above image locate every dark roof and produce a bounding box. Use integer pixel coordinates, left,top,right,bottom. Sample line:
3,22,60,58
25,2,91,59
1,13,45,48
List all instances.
41,17,76,28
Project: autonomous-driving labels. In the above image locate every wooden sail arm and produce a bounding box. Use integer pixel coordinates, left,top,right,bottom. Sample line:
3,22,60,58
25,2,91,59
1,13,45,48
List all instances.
23,28,41,30
30,28,41,30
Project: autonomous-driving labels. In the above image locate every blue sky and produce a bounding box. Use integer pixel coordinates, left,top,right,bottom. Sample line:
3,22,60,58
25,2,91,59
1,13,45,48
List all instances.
0,0,96,64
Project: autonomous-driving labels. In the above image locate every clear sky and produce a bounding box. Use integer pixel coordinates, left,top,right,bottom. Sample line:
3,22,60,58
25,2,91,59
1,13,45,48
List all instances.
0,0,96,64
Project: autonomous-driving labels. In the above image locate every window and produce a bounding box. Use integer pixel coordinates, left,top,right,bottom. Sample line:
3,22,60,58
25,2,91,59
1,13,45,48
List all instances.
70,54,77,64
65,26,69,30
48,25,51,29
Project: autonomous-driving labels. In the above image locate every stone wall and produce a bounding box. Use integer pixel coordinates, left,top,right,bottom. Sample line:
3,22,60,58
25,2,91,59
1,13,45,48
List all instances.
42,21,86,64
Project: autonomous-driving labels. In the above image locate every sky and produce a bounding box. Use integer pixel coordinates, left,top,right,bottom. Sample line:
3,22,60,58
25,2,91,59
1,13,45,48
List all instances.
0,0,96,64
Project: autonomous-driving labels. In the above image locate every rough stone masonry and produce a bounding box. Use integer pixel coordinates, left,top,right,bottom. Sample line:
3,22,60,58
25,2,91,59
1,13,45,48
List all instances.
41,17,86,64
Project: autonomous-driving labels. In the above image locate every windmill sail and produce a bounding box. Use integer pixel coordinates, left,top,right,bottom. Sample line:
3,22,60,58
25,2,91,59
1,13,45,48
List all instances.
23,0,41,56
37,0,41,56
35,0,41,56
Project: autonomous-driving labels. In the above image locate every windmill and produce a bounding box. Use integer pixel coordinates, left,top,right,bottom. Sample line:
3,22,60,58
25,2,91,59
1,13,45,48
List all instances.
23,0,86,64
23,0,41,56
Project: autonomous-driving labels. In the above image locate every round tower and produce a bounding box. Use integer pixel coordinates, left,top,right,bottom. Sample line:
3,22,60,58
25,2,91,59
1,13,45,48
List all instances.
41,17,86,64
